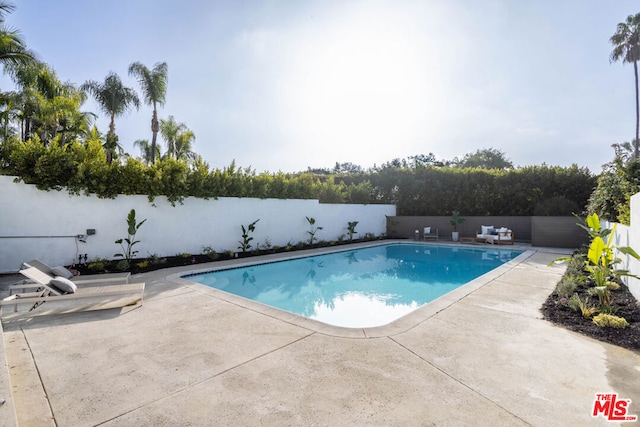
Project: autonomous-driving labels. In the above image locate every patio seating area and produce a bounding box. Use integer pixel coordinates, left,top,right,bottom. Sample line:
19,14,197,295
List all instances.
476,225,515,245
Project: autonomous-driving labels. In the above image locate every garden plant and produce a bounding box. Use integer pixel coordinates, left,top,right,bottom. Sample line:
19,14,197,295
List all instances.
114,209,147,270
238,219,259,253
543,213,640,351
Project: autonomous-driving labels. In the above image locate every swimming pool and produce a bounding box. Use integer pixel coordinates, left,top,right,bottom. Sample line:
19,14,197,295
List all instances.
186,243,522,328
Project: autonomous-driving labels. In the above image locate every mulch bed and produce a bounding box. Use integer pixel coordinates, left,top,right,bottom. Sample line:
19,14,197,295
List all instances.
541,283,640,352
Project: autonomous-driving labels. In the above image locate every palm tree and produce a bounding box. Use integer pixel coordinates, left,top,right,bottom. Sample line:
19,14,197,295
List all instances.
84,125,104,146
6,61,89,144
0,2,36,71
0,90,19,139
57,109,96,145
173,130,196,162
128,61,167,164
81,72,139,163
6,60,46,140
610,13,640,160
102,133,124,165
159,115,185,159
159,115,197,162
33,77,88,145
611,139,640,166
133,138,160,165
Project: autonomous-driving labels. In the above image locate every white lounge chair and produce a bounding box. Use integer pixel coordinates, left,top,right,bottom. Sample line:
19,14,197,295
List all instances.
24,259,130,283
10,259,130,295
1,267,145,316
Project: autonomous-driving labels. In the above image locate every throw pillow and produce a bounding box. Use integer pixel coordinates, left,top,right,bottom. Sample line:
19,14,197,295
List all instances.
51,265,74,279
49,276,77,294
481,225,494,235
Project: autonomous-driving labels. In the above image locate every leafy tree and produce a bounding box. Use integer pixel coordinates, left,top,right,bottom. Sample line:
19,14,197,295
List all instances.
589,144,640,224
332,162,364,174
128,61,167,164
408,153,447,168
81,72,139,164
457,148,513,169
610,13,640,160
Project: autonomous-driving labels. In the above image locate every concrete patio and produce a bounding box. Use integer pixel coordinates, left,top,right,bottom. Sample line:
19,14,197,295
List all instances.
1,242,639,426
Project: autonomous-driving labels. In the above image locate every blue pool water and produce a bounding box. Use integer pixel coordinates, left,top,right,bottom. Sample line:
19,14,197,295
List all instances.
186,244,522,328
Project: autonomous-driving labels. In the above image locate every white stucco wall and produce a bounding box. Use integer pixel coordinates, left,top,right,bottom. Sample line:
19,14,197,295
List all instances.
0,176,395,273
608,192,640,300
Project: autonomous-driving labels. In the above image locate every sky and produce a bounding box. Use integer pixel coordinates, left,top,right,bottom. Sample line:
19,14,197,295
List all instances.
2,0,640,174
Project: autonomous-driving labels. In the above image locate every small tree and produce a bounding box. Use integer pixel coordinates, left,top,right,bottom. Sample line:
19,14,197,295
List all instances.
449,211,466,232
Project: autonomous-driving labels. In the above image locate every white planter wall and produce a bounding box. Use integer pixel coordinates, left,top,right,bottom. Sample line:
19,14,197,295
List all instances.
0,176,395,273
609,192,640,300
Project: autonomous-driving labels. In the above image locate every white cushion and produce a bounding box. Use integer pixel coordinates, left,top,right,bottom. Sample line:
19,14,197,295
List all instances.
49,276,77,294
499,227,509,233
51,265,74,279
481,225,493,235
424,227,431,234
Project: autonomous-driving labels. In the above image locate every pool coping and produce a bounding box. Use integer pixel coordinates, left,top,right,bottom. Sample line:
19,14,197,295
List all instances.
167,240,534,338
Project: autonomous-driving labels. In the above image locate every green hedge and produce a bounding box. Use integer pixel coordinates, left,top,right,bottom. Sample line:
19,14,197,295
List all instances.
1,137,372,205
366,164,595,216
1,137,596,214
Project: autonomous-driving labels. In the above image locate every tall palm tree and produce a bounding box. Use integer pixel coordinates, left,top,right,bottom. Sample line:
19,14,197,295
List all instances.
81,72,139,163
128,61,167,164
133,138,160,165
611,13,640,160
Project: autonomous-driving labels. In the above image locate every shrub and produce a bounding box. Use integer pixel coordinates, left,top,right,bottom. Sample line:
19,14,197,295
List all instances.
605,280,621,290
592,313,629,328
146,253,167,265
556,278,578,299
87,257,109,271
567,294,598,318
202,245,219,260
